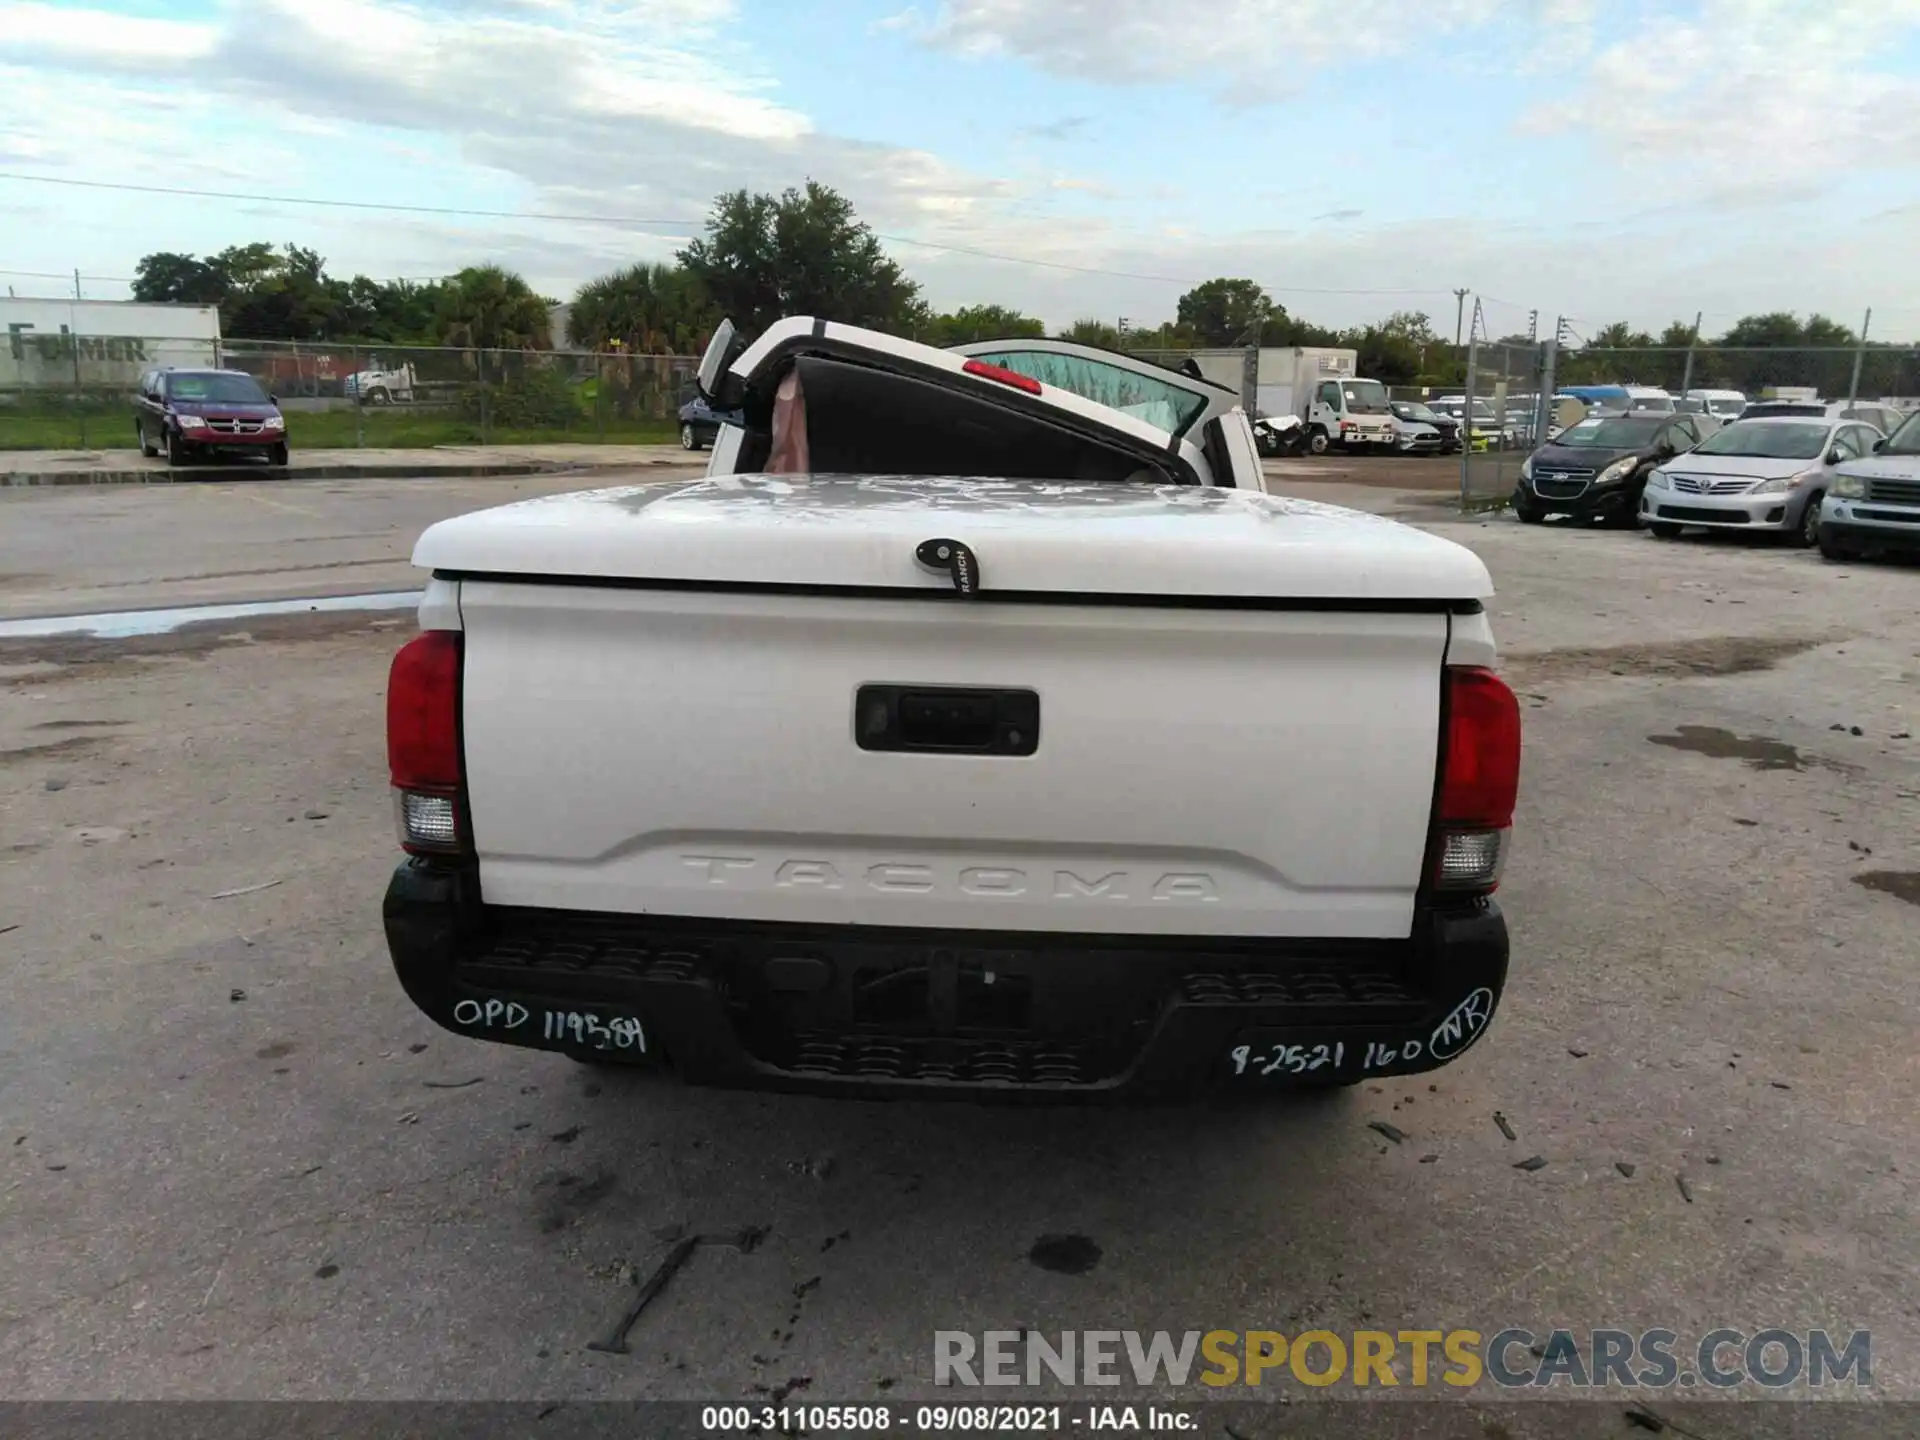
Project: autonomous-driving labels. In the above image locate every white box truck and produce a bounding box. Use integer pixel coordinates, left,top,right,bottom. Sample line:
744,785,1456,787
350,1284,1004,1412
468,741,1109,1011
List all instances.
1184,347,1396,454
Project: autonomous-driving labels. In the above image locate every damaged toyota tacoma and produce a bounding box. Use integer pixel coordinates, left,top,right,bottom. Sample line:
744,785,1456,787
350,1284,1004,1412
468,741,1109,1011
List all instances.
382,318,1520,1099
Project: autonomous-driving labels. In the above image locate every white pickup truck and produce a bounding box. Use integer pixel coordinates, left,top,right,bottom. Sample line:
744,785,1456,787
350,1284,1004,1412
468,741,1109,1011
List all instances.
382,318,1519,1099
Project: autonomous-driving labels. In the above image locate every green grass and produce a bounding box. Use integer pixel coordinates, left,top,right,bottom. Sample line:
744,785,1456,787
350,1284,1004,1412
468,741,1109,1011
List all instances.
291,409,679,449
0,407,679,452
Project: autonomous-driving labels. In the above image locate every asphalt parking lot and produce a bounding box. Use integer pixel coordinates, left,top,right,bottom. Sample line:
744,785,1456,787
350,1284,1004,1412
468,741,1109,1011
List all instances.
2,467,1916,1424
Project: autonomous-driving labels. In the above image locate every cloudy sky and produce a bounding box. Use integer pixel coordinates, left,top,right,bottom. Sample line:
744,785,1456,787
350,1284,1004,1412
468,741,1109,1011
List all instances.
3,0,1919,339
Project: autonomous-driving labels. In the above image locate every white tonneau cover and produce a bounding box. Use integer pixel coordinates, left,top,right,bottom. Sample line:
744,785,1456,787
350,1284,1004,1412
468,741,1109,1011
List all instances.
413,475,1492,603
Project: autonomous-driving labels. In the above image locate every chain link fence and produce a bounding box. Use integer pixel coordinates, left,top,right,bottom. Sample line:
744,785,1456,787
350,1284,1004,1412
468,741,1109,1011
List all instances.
1556,344,1920,405
0,336,697,450
1458,341,1546,507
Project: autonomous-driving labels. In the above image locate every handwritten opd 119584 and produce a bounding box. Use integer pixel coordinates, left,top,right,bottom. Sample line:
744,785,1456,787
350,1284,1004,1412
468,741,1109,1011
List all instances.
450,997,645,1051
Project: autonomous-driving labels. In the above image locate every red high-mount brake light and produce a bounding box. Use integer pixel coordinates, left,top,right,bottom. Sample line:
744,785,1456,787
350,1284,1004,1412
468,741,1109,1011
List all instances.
1430,666,1521,892
386,630,465,854
961,358,1044,395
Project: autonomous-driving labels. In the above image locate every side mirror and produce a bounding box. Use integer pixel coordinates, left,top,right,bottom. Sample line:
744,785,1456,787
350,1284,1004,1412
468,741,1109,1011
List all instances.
269,394,279,405
1873,438,1887,453
1827,449,1844,466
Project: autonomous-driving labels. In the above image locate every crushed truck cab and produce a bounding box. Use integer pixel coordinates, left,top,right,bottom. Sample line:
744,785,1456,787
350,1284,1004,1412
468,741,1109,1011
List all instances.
382,321,1519,1100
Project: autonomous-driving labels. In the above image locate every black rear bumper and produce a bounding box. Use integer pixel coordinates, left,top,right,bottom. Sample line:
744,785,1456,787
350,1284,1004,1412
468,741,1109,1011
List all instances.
384,861,1509,1102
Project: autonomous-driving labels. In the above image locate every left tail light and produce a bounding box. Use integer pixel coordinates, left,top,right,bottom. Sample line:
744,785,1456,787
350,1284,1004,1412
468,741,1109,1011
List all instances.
386,630,465,855
1428,665,1521,894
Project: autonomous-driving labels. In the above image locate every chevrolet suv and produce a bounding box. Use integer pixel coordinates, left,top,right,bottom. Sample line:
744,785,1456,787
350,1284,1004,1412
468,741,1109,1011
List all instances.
134,368,289,467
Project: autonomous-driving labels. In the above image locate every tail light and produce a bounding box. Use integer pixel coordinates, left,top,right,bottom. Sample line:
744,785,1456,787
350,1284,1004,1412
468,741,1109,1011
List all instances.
1429,666,1521,894
386,630,465,855
961,358,1043,395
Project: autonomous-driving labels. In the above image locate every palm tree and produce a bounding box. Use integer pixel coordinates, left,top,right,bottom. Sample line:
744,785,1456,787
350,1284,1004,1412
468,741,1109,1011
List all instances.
570,263,716,354
434,266,554,350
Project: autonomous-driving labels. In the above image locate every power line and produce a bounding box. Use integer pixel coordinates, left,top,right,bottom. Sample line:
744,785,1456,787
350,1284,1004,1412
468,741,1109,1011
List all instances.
0,171,705,228
0,170,1480,300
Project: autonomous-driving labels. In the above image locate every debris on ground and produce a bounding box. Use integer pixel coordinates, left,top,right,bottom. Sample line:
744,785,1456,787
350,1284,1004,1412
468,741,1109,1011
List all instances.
1367,1120,1406,1144
586,1235,700,1355
1514,1155,1548,1172
303,809,329,820
586,1226,769,1355
423,1077,484,1089
1418,1154,1438,1164
1493,1112,1517,1142
228,989,246,1003
1676,1175,1694,1203
550,1125,583,1144
1623,1407,1666,1432
210,878,282,899
1616,1162,1636,1178
1567,1047,1589,1058
786,1154,836,1181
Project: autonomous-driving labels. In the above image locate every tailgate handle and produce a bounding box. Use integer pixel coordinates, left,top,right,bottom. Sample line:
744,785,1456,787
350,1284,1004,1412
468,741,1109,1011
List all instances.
914,537,980,596
856,685,1038,756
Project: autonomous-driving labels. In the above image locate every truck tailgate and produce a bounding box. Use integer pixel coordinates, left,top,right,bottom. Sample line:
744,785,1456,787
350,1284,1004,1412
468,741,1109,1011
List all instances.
457,581,1448,940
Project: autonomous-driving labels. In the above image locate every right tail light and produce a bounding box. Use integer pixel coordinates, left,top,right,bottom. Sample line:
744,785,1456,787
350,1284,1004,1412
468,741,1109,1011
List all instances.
1429,665,1521,894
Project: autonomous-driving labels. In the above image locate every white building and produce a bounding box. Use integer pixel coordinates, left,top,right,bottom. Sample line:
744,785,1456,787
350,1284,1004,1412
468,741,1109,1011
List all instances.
1,297,221,392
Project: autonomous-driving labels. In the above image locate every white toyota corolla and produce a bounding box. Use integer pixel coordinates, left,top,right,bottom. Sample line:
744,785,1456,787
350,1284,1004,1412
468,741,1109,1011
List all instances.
1640,415,1886,547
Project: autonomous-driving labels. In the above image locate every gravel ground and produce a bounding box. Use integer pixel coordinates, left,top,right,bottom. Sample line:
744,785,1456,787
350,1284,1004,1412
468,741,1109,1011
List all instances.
1,481,1915,1428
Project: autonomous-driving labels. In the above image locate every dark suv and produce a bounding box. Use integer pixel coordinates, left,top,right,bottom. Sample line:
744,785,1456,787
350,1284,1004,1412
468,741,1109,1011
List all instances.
1513,412,1706,525
676,385,743,451
134,368,289,466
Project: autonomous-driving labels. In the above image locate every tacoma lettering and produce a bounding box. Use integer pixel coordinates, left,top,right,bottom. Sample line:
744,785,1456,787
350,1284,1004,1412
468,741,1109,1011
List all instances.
676,856,1221,902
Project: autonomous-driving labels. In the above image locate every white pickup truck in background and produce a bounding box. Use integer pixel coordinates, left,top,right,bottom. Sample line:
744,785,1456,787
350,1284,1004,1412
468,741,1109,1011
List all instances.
382,318,1520,1099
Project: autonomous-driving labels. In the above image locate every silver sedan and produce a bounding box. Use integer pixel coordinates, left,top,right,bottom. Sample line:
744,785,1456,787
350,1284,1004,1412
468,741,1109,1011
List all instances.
1639,416,1884,546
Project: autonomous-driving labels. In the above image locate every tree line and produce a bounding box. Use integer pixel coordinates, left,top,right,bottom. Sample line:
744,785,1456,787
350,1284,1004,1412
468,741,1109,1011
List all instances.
130,181,1917,396
1548,315,1915,398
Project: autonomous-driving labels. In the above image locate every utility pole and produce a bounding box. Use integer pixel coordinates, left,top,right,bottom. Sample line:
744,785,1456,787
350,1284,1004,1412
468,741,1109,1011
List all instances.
73,268,82,301
1453,288,1470,347
1527,310,1538,343
1847,307,1872,408
1679,310,1703,397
